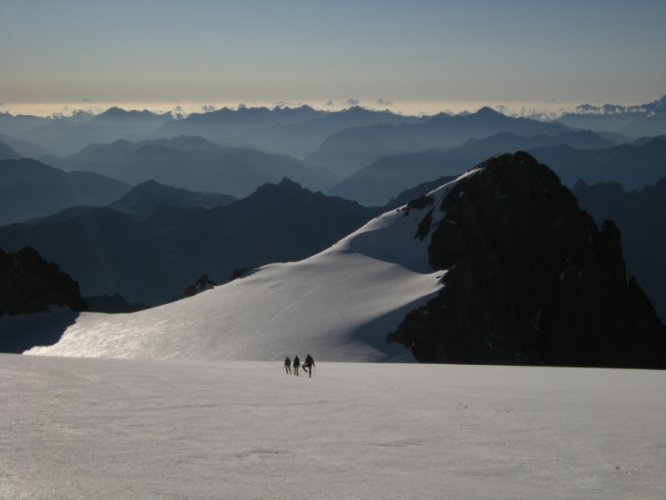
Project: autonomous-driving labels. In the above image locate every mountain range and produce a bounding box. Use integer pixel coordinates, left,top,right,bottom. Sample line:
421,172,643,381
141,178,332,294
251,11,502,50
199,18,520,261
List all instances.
155,105,324,142
329,133,665,205
0,179,376,304
529,136,666,189
13,108,173,156
556,95,666,137
51,136,338,197
0,158,130,225
23,153,665,368
307,107,573,177
242,106,423,158
109,180,236,220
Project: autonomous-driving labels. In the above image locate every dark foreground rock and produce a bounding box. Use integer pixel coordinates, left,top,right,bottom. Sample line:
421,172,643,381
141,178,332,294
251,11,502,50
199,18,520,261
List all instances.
0,247,86,353
389,152,666,368
0,247,86,315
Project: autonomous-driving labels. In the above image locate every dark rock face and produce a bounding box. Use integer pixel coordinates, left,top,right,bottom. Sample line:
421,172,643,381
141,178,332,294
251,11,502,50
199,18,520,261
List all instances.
183,274,217,298
84,293,148,313
572,179,666,322
0,247,86,353
0,247,86,315
389,152,666,368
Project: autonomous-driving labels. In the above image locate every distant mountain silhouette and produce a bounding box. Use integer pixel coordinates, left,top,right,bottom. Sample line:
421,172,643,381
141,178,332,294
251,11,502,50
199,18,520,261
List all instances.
15,108,173,155
156,105,324,142
329,130,615,206
0,132,52,159
244,106,423,158
0,112,50,137
531,137,666,189
307,107,572,176
619,114,666,138
557,96,666,137
0,142,22,160
57,137,338,197
110,180,236,220
573,178,666,322
0,179,377,304
0,159,130,225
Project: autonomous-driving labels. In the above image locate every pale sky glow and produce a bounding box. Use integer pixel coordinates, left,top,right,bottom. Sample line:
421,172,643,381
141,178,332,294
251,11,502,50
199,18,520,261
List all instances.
1,0,665,115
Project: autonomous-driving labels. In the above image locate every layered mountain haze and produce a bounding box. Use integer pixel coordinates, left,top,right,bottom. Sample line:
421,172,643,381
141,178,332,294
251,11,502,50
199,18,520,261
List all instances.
109,180,236,220
0,141,23,160
556,95,666,137
155,105,324,142
308,107,572,177
530,136,666,189
0,158,130,225
330,132,665,206
0,132,52,159
243,106,423,158
15,108,173,156
0,179,376,304
55,136,338,196
26,153,665,367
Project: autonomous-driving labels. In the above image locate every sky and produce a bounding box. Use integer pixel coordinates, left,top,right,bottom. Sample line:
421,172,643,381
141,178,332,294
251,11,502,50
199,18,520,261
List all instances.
1,0,665,115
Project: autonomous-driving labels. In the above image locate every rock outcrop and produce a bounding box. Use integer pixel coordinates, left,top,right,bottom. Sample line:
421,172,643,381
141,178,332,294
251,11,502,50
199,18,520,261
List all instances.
0,247,87,353
389,152,666,368
0,247,86,315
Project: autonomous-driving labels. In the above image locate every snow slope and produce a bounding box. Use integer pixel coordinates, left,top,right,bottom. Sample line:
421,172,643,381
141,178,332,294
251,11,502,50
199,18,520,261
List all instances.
2,354,665,499
26,170,480,361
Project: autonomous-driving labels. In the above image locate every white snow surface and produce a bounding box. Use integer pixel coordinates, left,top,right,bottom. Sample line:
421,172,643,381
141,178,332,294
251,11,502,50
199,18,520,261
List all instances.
27,172,480,362
2,354,665,499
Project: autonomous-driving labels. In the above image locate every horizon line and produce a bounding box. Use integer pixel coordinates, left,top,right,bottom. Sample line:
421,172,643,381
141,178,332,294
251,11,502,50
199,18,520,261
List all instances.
1,95,663,120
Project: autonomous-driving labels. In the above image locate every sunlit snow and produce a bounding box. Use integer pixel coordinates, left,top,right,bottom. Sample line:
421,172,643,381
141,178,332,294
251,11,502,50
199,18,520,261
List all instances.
27,173,480,362
2,354,665,499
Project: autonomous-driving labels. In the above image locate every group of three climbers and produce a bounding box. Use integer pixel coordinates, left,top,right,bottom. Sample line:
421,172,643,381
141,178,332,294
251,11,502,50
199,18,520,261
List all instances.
284,354,315,377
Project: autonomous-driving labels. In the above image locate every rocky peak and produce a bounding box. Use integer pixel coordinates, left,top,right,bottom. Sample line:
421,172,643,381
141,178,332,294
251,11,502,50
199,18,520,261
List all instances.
390,152,665,368
0,247,86,315
276,177,304,190
183,274,217,299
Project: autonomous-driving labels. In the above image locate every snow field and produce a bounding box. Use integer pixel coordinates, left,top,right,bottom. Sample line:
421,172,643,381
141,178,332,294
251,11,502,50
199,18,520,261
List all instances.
26,174,472,362
2,354,665,499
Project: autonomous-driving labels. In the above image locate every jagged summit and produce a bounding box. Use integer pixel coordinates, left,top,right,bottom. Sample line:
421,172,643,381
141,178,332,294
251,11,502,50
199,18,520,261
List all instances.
391,152,665,368
276,177,303,190
110,180,235,219
475,106,503,117
94,107,169,120
27,153,665,367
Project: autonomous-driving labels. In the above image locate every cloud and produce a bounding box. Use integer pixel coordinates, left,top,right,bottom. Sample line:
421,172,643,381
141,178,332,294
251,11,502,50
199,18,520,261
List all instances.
201,104,216,113
274,100,304,108
494,104,509,115
325,100,335,106
342,98,360,107
80,97,95,103
374,98,393,106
